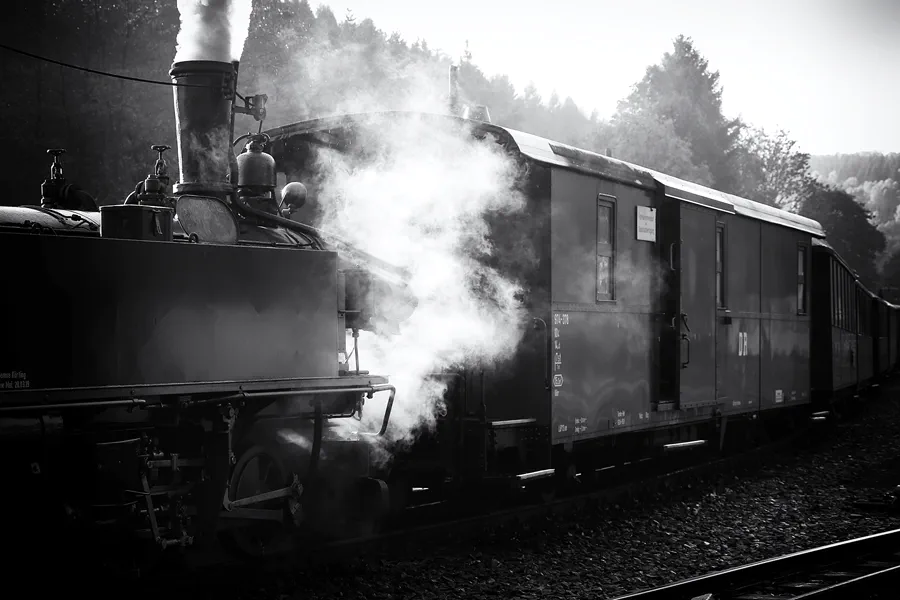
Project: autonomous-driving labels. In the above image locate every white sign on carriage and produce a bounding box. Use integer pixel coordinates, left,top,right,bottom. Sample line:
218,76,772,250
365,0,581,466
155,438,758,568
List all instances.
636,206,657,242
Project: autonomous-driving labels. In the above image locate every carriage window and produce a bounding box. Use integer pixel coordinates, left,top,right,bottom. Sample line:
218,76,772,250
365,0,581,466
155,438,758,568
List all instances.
716,226,726,308
859,293,863,334
862,291,868,335
858,291,863,334
797,245,807,315
844,273,850,330
835,262,840,327
847,275,852,331
596,195,615,302
841,270,850,330
844,272,849,330
842,271,847,330
837,267,844,329
833,263,838,327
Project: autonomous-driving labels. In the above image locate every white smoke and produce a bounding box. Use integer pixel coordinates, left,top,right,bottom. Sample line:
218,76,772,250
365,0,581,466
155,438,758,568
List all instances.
174,0,253,63
251,28,479,126
197,15,533,463
311,113,530,461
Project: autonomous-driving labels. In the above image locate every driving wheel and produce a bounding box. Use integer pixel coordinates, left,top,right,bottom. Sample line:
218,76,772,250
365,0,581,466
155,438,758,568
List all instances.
225,444,294,558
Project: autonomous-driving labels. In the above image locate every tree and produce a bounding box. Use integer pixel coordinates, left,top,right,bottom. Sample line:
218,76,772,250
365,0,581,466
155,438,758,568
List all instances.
589,109,713,186
797,182,885,288
844,178,900,285
878,249,900,295
809,152,900,185
732,126,817,209
618,35,743,193
843,178,900,228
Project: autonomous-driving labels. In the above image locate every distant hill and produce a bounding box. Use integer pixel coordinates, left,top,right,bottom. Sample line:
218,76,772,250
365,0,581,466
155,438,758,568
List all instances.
809,152,900,185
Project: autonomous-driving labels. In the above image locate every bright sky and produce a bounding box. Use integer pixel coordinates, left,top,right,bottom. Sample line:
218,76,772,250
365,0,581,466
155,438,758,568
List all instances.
319,0,900,155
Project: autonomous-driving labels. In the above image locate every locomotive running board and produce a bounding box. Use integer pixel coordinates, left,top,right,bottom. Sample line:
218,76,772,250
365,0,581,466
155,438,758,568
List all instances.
490,418,537,429
0,374,390,408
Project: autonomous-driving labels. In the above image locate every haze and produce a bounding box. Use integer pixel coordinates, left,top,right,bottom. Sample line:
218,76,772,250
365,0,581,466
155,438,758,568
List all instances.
321,0,900,155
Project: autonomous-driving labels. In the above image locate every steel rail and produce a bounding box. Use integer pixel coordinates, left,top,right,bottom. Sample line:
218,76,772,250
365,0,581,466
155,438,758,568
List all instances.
59,372,900,592
608,528,900,600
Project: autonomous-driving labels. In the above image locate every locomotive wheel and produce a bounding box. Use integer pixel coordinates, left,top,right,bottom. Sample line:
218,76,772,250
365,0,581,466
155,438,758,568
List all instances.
225,444,293,558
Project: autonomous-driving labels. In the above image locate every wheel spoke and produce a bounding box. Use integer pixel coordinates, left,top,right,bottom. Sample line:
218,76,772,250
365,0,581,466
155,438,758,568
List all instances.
237,456,261,500
226,445,293,559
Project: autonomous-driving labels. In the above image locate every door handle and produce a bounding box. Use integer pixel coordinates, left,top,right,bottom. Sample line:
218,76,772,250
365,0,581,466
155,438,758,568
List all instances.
681,333,691,369
532,317,550,390
669,242,676,271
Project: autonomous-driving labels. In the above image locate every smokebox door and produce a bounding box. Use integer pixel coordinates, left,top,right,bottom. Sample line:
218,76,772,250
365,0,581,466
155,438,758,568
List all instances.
175,195,239,244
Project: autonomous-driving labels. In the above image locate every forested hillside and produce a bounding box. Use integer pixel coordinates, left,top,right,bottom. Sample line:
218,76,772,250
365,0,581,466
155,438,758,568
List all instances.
810,153,900,185
1,0,896,290
807,153,900,286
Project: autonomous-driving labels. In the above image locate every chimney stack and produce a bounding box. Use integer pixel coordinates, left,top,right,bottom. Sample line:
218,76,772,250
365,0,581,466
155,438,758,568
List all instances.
170,60,239,198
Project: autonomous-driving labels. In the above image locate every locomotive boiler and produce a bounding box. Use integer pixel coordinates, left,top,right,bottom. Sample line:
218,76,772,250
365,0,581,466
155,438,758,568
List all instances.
0,57,416,566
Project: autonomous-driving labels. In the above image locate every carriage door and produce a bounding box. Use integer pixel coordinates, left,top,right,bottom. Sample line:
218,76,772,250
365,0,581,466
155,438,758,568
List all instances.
679,204,718,408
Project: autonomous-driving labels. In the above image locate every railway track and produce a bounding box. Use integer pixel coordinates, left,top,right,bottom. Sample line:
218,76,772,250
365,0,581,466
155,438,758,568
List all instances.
65,383,893,599
115,426,815,598
608,527,900,600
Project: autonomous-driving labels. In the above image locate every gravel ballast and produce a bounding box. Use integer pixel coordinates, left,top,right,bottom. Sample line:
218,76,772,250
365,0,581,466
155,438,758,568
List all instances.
226,390,900,600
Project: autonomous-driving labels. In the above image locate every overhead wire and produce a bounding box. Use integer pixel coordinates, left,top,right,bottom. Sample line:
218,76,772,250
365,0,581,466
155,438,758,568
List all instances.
0,42,214,89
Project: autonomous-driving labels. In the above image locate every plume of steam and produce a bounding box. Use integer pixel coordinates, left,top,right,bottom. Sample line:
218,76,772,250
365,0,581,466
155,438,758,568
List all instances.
311,113,530,463
247,24,475,125
175,0,254,63
234,19,531,464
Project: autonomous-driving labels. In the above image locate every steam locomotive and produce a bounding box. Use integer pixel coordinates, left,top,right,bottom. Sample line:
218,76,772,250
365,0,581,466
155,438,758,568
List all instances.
0,59,418,563
1,56,896,571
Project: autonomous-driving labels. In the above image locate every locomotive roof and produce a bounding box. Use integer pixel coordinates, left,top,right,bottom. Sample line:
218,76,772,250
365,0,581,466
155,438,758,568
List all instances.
264,111,826,237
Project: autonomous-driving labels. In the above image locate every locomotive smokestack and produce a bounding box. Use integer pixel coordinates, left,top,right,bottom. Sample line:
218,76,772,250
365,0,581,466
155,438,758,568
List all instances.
170,60,238,198
448,64,459,116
